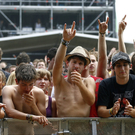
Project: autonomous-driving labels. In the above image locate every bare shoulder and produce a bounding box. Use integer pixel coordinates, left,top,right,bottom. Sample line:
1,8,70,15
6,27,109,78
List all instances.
2,85,17,96
83,77,95,84
32,86,44,95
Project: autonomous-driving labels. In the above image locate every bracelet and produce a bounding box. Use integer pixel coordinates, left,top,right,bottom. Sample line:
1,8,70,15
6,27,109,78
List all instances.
61,38,70,47
26,114,34,124
109,108,114,116
99,31,106,37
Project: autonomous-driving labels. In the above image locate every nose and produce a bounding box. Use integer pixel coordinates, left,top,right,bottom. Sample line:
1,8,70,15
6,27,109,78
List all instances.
75,63,79,68
121,65,125,70
25,86,31,92
41,78,45,82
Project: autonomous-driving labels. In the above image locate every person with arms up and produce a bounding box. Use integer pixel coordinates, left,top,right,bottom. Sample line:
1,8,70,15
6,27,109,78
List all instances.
53,21,95,117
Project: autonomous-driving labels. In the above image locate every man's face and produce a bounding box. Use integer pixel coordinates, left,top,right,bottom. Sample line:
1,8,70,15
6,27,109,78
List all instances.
10,67,16,73
114,60,129,79
17,80,35,94
37,62,46,69
68,57,85,74
89,55,97,74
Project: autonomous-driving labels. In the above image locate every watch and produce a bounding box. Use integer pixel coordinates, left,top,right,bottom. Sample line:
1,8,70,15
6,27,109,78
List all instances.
61,38,70,47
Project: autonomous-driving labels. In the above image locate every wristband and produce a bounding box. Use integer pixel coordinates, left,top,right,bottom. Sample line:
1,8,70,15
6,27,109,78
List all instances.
99,31,106,37
26,114,33,124
61,38,70,47
109,108,114,116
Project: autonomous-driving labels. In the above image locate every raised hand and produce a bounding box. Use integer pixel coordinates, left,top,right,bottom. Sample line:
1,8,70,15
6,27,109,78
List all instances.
63,21,76,41
118,15,127,35
112,98,121,115
98,17,109,34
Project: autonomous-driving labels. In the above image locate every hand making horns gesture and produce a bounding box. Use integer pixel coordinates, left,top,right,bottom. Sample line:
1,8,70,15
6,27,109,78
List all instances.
63,21,76,42
98,17,109,34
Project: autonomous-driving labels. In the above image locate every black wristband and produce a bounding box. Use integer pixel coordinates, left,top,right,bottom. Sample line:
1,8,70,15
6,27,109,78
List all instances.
61,38,70,47
99,32,106,37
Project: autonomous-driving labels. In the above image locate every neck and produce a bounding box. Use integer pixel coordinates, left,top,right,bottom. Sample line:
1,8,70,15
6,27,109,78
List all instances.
81,69,89,78
89,71,96,77
116,76,129,85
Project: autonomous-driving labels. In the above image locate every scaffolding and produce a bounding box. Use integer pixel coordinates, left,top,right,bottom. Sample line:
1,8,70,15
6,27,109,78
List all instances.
0,0,115,38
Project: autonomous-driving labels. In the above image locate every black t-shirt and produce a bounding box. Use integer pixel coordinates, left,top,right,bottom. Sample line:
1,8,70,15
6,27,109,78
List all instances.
97,74,135,117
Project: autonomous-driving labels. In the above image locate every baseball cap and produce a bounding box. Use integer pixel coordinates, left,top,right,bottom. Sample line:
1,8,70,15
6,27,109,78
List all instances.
112,51,130,66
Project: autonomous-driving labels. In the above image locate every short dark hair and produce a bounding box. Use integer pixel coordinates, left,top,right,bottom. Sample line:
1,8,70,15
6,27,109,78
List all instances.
15,63,37,82
16,52,31,65
47,47,57,61
131,53,135,65
67,55,87,66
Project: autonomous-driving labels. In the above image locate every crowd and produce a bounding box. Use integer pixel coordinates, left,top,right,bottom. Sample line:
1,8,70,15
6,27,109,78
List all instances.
0,15,135,128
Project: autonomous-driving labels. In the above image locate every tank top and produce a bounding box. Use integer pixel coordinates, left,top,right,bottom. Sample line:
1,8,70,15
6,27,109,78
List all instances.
46,96,52,117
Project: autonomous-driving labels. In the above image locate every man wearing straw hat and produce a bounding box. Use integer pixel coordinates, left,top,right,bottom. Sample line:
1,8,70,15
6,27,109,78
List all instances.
53,21,95,117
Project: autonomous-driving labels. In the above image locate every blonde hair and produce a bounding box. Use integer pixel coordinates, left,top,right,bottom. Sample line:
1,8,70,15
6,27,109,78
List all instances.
36,69,51,82
0,71,6,84
89,48,98,61
6,71,16,85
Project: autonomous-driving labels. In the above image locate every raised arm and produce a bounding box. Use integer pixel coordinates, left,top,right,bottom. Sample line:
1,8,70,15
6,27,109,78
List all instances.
53,21,76,86
118,15,127,53
96,17,109,79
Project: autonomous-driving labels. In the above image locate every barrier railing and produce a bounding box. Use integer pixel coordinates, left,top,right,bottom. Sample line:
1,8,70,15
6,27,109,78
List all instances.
0,117,135,135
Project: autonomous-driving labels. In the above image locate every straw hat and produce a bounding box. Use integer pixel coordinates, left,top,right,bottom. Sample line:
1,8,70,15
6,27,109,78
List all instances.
64,46,90,66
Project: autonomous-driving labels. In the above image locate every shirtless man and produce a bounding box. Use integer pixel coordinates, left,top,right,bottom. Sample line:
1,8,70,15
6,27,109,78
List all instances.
2,63,48,126
53,21,95,117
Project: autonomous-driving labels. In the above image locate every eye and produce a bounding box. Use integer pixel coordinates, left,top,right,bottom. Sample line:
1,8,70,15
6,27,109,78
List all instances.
79,62,83,65
116,65,121,68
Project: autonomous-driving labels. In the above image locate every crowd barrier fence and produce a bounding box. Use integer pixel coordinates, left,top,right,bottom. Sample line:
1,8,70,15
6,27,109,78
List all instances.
0,117,135,135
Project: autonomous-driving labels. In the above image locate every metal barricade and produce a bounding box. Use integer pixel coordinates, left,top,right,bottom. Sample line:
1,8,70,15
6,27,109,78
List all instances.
1,117,135,135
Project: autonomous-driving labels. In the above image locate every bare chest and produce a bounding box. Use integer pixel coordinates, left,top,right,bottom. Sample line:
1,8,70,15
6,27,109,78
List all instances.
12,95,32,114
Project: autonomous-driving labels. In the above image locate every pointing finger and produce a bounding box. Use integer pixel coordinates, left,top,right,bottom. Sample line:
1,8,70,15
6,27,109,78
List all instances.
122,15,126,21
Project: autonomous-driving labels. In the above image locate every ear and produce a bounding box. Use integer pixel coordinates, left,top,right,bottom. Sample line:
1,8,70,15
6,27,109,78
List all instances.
66,61,69,67
15,79,18,85
47,57,50,63
130,64,132,69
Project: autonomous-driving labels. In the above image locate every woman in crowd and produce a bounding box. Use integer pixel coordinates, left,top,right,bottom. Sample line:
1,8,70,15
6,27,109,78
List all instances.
35,69,57,117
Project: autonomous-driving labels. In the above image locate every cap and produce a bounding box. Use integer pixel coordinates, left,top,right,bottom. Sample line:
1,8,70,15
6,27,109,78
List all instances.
112,51,130,66
64,46,90,66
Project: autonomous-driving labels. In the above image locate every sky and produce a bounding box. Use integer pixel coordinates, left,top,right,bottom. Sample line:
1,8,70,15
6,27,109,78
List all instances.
115,0,135,43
